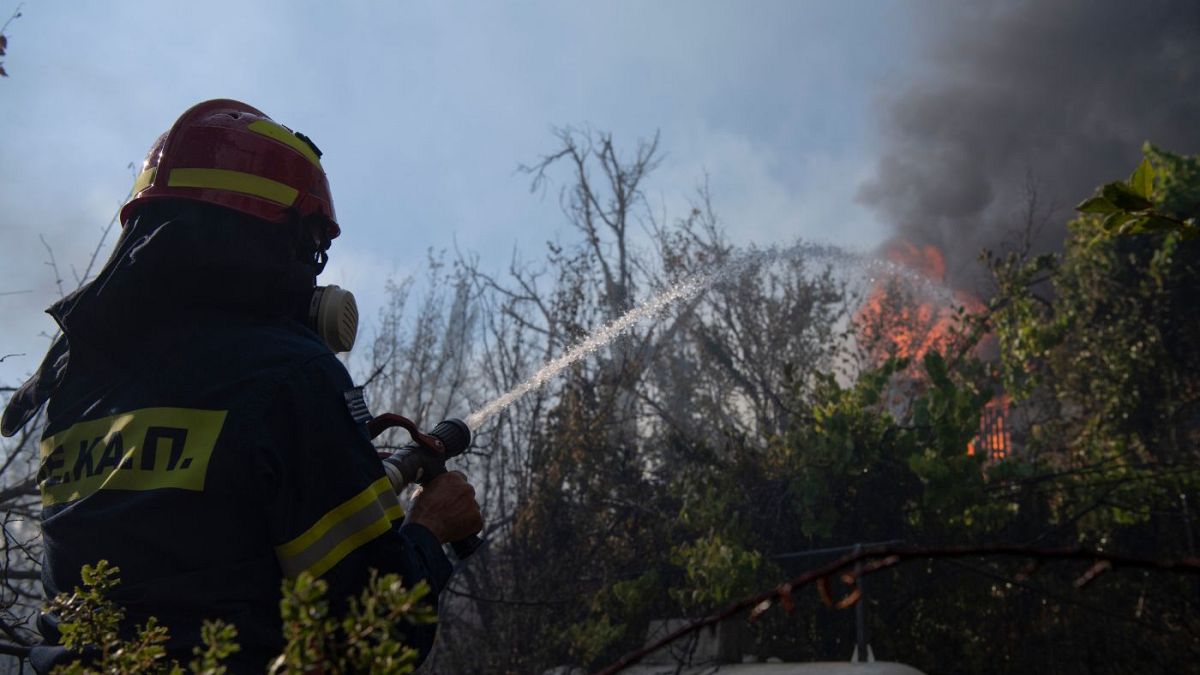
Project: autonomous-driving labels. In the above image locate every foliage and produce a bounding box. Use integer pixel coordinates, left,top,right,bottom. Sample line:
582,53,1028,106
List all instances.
927,145,1199,670
43,562,432,675
46,561,233,675
669,532,764,611
990,144,1200,517
660,144,1200,673
1076,146,1198,240
271,570,433,675
188,622,239,675
787,351,995,537
412,134,1200,674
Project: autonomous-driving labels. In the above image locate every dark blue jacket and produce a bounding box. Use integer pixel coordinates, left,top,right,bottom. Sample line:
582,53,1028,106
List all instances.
4,209,451,673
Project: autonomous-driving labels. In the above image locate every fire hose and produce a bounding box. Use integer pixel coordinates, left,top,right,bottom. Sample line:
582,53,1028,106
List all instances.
367,413,483,560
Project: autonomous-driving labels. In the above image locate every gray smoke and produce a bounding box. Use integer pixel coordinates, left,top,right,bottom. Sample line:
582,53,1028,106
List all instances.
859,0,1200,288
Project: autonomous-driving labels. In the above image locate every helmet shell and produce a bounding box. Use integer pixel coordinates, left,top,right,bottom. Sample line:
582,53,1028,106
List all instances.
121,99,340,238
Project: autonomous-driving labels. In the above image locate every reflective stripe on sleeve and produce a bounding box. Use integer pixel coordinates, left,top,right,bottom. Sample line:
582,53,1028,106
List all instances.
167,168,299,206
275,477,406,579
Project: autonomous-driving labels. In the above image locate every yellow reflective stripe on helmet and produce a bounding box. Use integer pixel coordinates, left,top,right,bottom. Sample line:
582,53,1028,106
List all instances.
132,167,157,195
38,407,227,507
247,120,322,168
275,477,405,579
167,168,299,206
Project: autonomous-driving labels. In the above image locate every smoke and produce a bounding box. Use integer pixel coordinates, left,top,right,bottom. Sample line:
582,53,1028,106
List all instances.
859,0,1200,288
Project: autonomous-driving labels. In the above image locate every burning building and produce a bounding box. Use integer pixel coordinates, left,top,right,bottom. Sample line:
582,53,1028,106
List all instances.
856,240,1013,463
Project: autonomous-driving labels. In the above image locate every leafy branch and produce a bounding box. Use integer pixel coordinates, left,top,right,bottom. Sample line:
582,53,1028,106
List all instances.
14,561,433,674
1077,155,1198,239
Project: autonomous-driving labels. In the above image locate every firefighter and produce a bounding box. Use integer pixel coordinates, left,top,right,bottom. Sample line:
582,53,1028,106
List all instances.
0,99,483,672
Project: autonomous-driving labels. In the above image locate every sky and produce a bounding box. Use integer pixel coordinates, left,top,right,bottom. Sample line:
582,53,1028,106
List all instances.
9,1,1195,393
0,1,921,384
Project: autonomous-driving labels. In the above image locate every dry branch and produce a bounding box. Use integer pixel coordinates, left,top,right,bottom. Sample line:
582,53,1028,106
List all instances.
593,543,1200,675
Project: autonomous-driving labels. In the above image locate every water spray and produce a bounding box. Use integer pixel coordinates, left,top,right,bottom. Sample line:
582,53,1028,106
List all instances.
462,240,953,429
365,241,961,559
464,269,714,429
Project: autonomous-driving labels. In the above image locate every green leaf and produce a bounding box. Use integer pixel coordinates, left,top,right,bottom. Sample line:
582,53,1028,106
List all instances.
1101,182,1154,212
1128,158,1155,199
1118,216,1149,235
923,351,949,387
1137,216,1180,232
1076,196,1120,214
1102,212,1133,232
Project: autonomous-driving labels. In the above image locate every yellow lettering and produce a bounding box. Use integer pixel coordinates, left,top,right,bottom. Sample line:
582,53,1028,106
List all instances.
95,434,123,474
39,408,227,506
36,445,65,488
72,437,102,481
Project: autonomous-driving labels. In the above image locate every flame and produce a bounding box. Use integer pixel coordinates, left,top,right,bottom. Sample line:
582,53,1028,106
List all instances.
857,239,1013,461
968,393,1013,461
855,240,982,364
889,240,946,280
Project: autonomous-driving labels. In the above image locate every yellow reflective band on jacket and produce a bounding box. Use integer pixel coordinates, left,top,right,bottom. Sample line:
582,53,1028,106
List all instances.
38,408,227,507
167,168,299,206
131,166,157,195
275,477,405,579
247,120,323,168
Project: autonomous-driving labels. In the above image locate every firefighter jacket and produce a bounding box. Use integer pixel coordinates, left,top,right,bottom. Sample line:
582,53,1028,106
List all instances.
4,212,452,672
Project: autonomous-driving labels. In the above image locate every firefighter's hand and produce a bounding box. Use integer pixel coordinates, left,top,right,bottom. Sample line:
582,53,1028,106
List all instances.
408,471,483,544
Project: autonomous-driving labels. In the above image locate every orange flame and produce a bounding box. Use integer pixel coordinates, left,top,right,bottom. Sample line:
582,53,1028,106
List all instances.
889,240,946,280
857,240,1012,460
968,393,1013,461
855,240,982,364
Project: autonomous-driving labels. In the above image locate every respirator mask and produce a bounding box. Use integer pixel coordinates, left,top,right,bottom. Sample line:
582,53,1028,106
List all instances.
307,283,358,353
297,226,359,354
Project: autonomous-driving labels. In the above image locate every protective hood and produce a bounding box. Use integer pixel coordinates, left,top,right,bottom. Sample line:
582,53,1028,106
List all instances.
1,204,320,436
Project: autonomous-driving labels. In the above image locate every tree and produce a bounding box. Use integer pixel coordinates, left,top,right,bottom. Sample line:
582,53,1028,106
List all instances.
699,145,1200,672
594,145,1200,673
418,129,849,673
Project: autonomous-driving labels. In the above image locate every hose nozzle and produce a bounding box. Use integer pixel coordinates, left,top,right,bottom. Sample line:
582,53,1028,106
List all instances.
370,415,482,560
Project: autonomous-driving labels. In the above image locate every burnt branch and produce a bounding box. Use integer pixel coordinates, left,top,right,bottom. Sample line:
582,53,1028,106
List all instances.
593,543,1200,675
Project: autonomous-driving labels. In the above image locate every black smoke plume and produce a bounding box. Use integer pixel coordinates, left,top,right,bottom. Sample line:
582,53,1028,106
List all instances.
859,0,1200,288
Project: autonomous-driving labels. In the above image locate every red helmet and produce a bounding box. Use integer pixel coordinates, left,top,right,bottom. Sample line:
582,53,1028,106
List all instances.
121,99,340,239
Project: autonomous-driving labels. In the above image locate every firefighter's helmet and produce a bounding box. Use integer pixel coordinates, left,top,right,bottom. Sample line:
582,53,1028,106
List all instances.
120,99,339,239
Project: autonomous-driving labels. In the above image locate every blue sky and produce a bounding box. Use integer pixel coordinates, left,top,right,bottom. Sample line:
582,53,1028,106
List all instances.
0,1,922,383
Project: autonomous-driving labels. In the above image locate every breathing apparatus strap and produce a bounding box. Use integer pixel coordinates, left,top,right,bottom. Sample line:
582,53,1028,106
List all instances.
290,216,356,353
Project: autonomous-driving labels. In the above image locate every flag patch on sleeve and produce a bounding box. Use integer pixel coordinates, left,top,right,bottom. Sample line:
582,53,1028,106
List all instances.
343,387,372,424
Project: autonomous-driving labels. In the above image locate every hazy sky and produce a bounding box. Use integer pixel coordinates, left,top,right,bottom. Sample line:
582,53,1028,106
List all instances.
2,1,918,382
